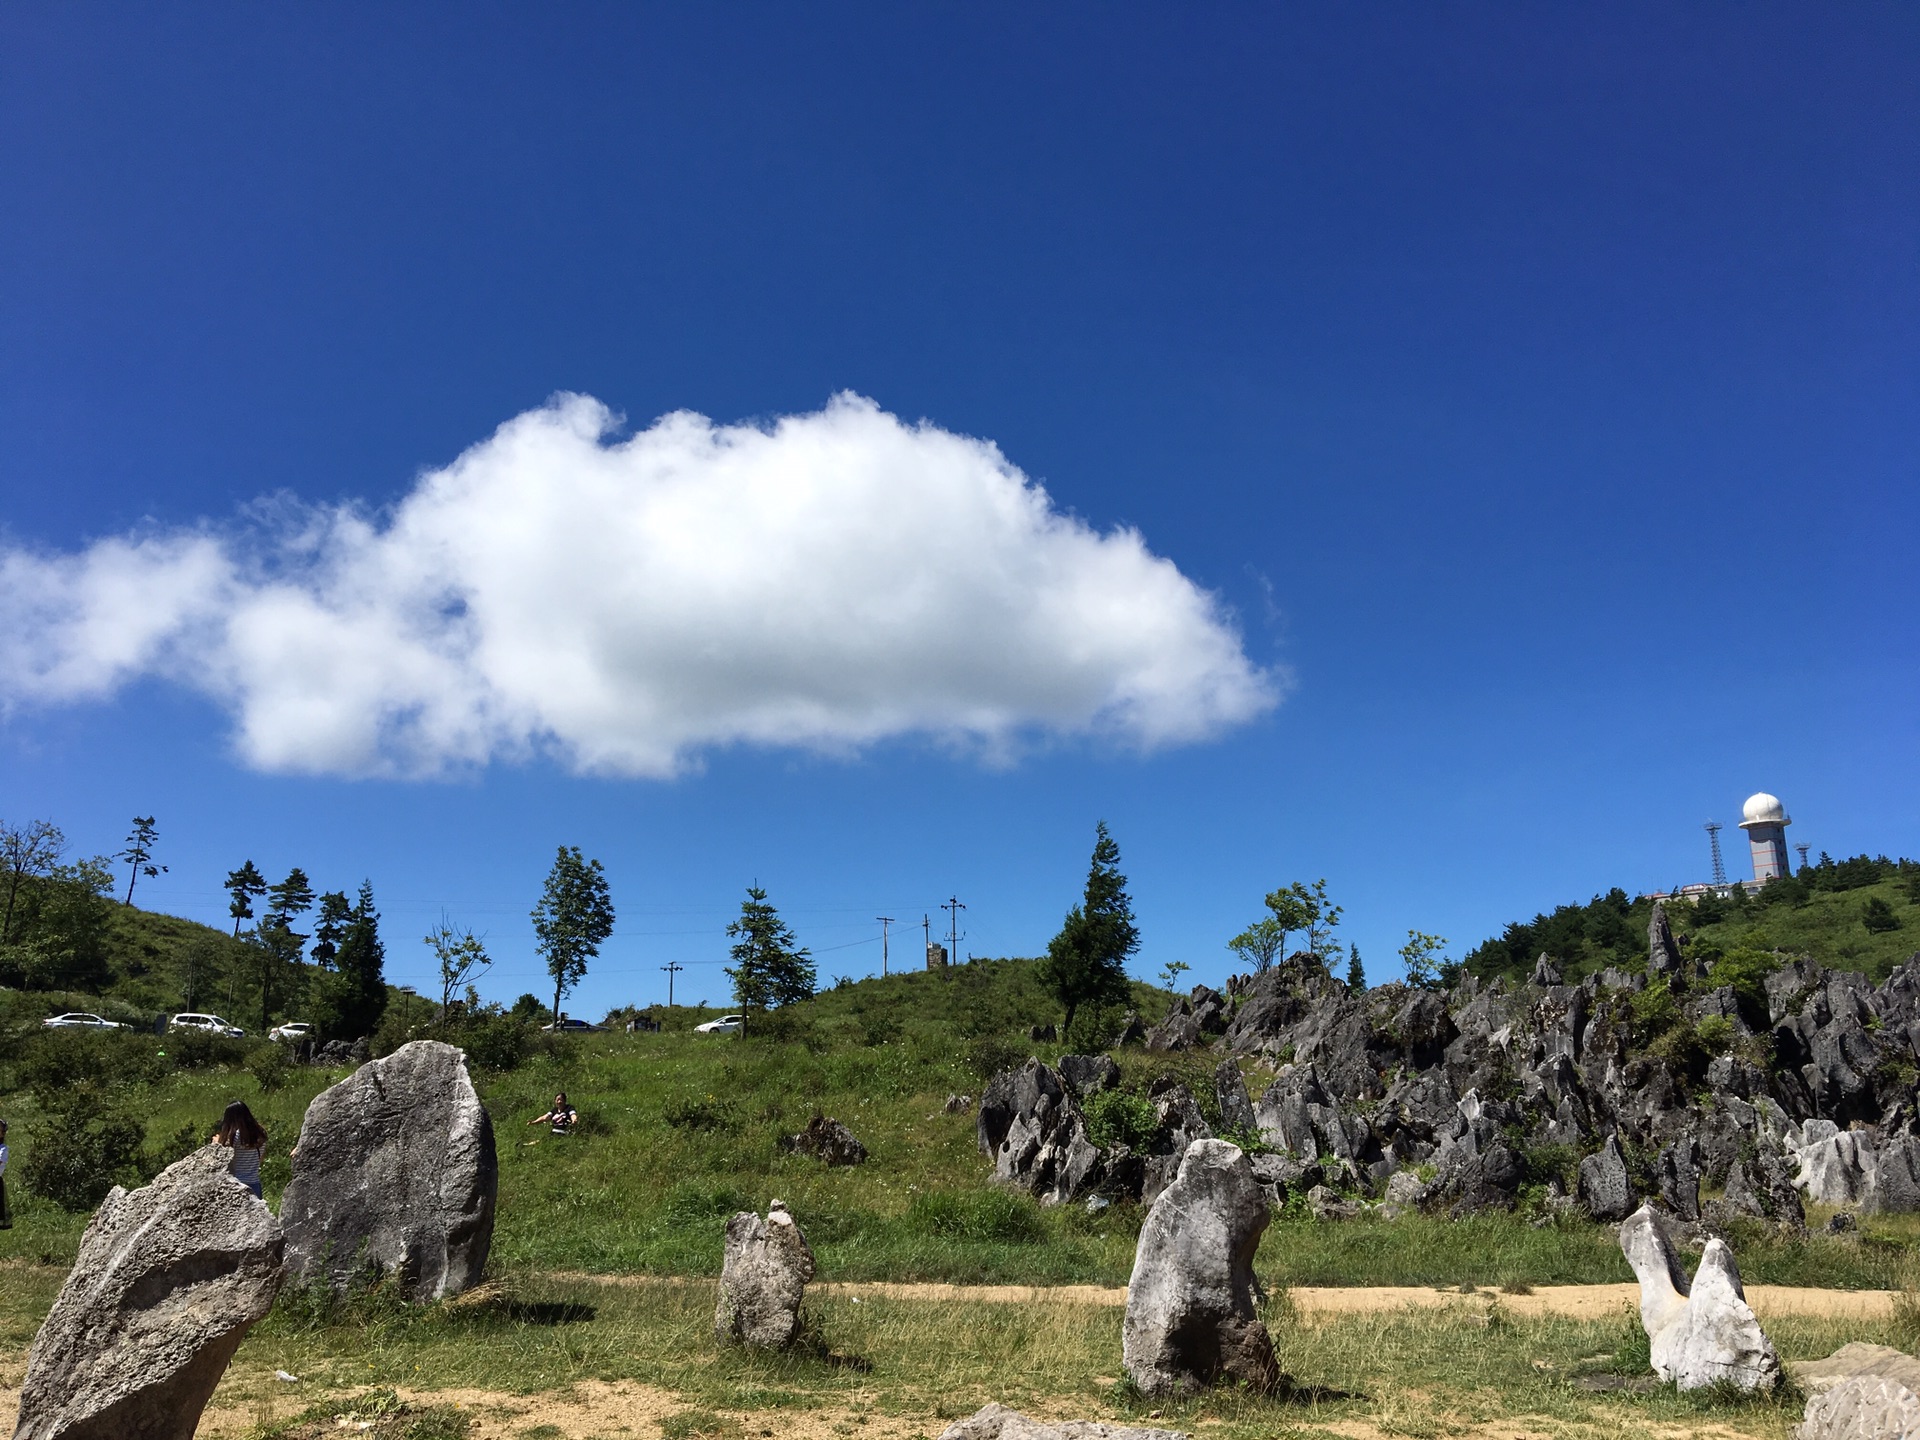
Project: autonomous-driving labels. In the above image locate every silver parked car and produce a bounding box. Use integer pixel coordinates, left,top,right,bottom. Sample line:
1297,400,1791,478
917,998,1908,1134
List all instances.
42,1012,127,1030
170,1012,245,1038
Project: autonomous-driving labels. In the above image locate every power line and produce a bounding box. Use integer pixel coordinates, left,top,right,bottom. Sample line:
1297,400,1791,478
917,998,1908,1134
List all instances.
942,895,966,967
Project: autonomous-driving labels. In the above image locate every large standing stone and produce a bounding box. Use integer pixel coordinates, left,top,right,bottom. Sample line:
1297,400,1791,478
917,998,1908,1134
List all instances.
1577,1135,1636,1222
1122,1139,1279,1397
15,1146,284,1440
1619,1204,1780,1392
281,1039,497,1301
937,1405,1188,1440
1649,902,1683,978
714,1199,815,1349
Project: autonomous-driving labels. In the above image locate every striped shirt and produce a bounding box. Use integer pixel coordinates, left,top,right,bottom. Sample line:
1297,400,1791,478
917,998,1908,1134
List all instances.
227,1143,262,1190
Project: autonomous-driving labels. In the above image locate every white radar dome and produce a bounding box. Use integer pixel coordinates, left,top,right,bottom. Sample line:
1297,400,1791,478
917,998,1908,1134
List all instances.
1741,792,1789,827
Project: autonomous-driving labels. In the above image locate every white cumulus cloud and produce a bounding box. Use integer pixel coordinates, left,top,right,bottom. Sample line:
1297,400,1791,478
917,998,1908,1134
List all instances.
0,393,1283,777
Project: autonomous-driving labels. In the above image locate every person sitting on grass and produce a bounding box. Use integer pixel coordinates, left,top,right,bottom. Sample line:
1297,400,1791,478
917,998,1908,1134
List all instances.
212,1100,268,1200
528,1092,577,1136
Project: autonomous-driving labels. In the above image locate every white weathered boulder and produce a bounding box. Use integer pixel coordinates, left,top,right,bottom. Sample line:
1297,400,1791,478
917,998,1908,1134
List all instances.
715,1199,815,1349
1122,1138,1279,1397
15,1146,284,1440
1792,1121,1877,1207
1793,1344,1920,1440
937,1404,1188,1440
1619,1204,1779,1392
281,1039,497,1301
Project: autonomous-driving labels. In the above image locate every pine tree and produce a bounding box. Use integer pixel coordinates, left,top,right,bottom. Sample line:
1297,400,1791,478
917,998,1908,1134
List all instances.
313,881,387,1041
726,885,815,1011
118,816,166,905
309,890,352,968
1346,944,1366,991
1037,821,1139,1037
224,861,267,937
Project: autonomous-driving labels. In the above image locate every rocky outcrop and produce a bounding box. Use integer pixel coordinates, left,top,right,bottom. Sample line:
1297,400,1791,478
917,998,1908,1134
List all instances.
782,1115,869,1166
15,1147,284,1440
1620,1204,1780,1392
1058,1054,1121,1098
1122,1140,1279,1397
1140,1081,1213,1206
1792,1122,1876,1206
936,1405,1188,1440
1577,1135,1636,1221
1648,902,1683,979
1866,1131,1920,1214
714,1200,815,1349
978,1059,1102,1205
282,1039,497,1301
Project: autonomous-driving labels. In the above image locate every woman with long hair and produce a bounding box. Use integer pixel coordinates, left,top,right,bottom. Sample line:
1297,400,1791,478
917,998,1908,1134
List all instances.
211,1100,267,1199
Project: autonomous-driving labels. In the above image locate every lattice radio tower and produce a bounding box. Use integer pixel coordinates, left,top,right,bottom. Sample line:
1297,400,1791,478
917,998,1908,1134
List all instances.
1796,843,1811,872
1704,821,1727,888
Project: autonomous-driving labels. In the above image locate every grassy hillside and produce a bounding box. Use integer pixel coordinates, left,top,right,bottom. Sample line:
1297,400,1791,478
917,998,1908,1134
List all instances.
8,954,1920,1291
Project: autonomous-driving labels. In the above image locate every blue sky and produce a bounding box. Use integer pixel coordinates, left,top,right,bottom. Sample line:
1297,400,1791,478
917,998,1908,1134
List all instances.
2,6,1915,1017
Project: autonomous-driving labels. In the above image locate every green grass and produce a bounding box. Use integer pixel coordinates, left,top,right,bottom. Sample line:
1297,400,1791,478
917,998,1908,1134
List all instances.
1681,875,1920,981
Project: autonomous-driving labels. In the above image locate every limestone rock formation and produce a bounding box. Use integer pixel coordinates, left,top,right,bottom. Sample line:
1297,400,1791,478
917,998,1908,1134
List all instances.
1058,1054,1121,1098
1122,1139,1279,1397
1619,1204,1780,1392
1793,1122,1877,1206
1867,1132,1920,1214
978,1058,1102,1205
14,1146,284,1440
936,1405,1188,1440
714,1199,815,1349
281,1039,497,1301
1577,1135,1636,1222
783,1115,869,1166
1790,1342,1920,1398
1797,1375,1920,1440
1214,1060,1257,1135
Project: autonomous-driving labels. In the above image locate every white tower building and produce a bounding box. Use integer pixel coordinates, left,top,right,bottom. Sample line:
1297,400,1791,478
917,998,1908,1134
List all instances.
1739,792,1792,883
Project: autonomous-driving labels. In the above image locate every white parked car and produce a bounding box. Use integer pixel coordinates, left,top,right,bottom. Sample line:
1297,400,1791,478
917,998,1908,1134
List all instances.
42,1012,126,1030
694,1014,745,1035
269,1021,312,1042
170,1012,245,1038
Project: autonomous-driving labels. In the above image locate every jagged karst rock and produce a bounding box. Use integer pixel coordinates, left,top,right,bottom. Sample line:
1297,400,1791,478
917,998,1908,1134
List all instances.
936,1404,1188,1440
1793,1122,1876,1206
1058,1054,1121,1099
714,1199,815,1349
1123,1140,1280,1397
1306,1183,1361,1220
783,1115,869,1166
1214,1059,1257,1134
1577,1135,1636,1222
1866,1131,1920,1214
1620,1204,1780,1392
1114,1013,1147,1047
1718,1151,1806,1231
1648,902,1683,978
15,1147,284,1440
1656,1138,1701,1222
1145,1012,1202,1053
282,1039,497,1301
977,1059,1102,1205
1141,1082,1213,1206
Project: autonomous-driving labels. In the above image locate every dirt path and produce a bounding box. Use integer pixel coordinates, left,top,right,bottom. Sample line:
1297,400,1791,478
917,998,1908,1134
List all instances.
552,1271,1899,1321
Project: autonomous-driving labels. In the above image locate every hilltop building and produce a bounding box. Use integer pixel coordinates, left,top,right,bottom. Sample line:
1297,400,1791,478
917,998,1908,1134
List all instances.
1739,791,1793,883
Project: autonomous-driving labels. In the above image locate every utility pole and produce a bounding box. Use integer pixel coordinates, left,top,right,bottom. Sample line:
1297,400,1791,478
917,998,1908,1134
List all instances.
877,916,894,977
942,895,966,966
660,961,684,1008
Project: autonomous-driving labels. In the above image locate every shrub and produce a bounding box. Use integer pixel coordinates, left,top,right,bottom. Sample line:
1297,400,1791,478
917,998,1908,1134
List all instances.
17,1026,168,1096
1693,1014,1735,1057
164,1027,249,1070
246,1044,292,1092
965,1035,1026,1082
455,1012,537,1072
662,1095,739,1132
22,1083,148,1211
1864,897,1901,934
1083,1088,1159,1150
906,1188,1044,1243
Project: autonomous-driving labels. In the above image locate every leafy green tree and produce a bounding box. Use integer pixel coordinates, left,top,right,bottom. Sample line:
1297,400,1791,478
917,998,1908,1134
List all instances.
1299,878,1344,956
1227,881,1319,973
1037,821,1139,1036
1346,944,1366,991
0,819,63,945
312,881,388,1041
726,885,815,1011
531,846,615,1026
426,917,493,1020
309,890,352,968
117,816,166,905
224,861,267,936
1399,930,1449,990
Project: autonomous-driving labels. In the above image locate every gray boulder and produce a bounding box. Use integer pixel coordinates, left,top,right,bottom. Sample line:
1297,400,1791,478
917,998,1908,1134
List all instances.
783,1114,869,1166
1577,1135,1636,1222
1620,1204,1780,1392
937,1404,1187,1440
714,1199,815,1349
1058,1054,1122,1099
1123,1140,1279,1397
943,1094,974,1115
281,1039,497,1301
15,1146,284,1440
1655,1138,1701,1222
1792,1346,1920,1440
1141,1083,1214,1207
1214,1060,1257,1135
1721,1152,1806,1231
1793,1122,1876,1206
